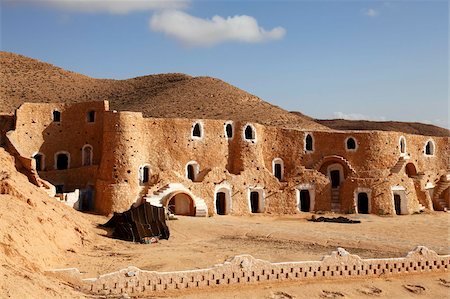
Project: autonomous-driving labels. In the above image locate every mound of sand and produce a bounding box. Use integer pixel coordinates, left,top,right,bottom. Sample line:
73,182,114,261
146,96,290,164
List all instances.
0,148,94,298
0,51,327,131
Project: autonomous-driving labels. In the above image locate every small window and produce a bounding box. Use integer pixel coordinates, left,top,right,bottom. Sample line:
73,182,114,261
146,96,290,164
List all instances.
33,153,44,171
399,136,406,154
139,165,150,184
87,110,95,123
244,125,255,140
305,134,313,151
192,123,202,138
425,140,435,156
346,137,356,150
186,162,199,181
82,145,93,166
55,152,69,170
53,110,61,122
272,158,284,181
55,185,64,194
225,123,233,139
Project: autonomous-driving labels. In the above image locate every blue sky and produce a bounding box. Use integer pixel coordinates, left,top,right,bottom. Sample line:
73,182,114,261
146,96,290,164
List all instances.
1,1,448,128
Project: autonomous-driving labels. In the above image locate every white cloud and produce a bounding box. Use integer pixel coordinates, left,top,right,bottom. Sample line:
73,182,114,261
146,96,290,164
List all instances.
7,0,189,14
362,8,379,17
149,10,286,47
332,112,386,121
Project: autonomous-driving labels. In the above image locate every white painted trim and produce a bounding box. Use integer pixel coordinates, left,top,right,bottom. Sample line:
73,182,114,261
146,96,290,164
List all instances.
214,183,232,215
224,121,234,139
304,132,314,153
296,183,315,212
344,136,358,152
54,151,70,170
186,161,200,181
247,187,265,213
191,121,204,140
32,151,45,171
138,164,151,185
81,144,93,166
354,188,372,214
272,158,284,181
243,123,257,143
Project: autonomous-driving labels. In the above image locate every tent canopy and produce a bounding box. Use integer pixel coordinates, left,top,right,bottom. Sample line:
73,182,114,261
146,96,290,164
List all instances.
103,202,170,242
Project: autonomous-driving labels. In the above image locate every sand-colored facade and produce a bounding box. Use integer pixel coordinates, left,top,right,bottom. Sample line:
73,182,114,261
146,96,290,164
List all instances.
2,101,449,216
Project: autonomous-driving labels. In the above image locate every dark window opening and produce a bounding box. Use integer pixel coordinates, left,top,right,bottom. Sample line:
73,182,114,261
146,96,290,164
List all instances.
274,163,282,180
142,166,150,183
357,193,369,214
394,194,401,215
425,141,433,155
244,125,254,140
55,185,64,194
305,134,313,151
400,138,406,153
53,110,61,122
192,123,201,137
87,110,95,123
225,124,233,138
33,154,43,171
216,192,227,215
299,190,311,212
250,191,260,213
346,138,356,150
187,164,195,181
82,146,92,166
330,170,341,188
56,153,69,170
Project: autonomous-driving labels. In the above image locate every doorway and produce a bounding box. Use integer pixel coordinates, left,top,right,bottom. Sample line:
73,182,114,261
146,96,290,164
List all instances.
357,193,369,214
299,190,311,212
216,192,227,215
394,194,401,215
167,193,195,216
330,170,341,188
250,191,260,213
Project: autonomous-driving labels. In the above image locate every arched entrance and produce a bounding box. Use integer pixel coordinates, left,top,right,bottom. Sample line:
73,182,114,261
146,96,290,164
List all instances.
405,163,417,178
166,193,195,216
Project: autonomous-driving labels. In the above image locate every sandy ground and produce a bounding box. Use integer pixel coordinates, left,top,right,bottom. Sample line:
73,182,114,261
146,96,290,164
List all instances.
64,212,450,279
56,212,450,298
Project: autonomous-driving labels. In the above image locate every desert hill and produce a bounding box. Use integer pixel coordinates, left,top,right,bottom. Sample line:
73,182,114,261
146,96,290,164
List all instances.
0,51,327,131
315,119,449,138
0,148,94,298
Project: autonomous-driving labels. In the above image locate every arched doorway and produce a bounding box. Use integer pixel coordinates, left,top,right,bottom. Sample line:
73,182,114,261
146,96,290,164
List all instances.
405,163,417,178
166,193,195,216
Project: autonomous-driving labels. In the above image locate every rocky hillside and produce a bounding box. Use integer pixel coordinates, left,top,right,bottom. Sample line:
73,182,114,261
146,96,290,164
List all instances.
0,51,327,131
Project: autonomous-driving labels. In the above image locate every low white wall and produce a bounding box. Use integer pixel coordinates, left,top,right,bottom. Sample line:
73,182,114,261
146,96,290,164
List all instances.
47,246,449,296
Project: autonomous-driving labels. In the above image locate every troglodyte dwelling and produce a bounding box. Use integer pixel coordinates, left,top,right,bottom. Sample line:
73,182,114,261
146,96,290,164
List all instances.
1,100,448,217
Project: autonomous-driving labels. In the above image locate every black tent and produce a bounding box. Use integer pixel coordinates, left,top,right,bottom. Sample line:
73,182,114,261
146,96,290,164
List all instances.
102,202,170,242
